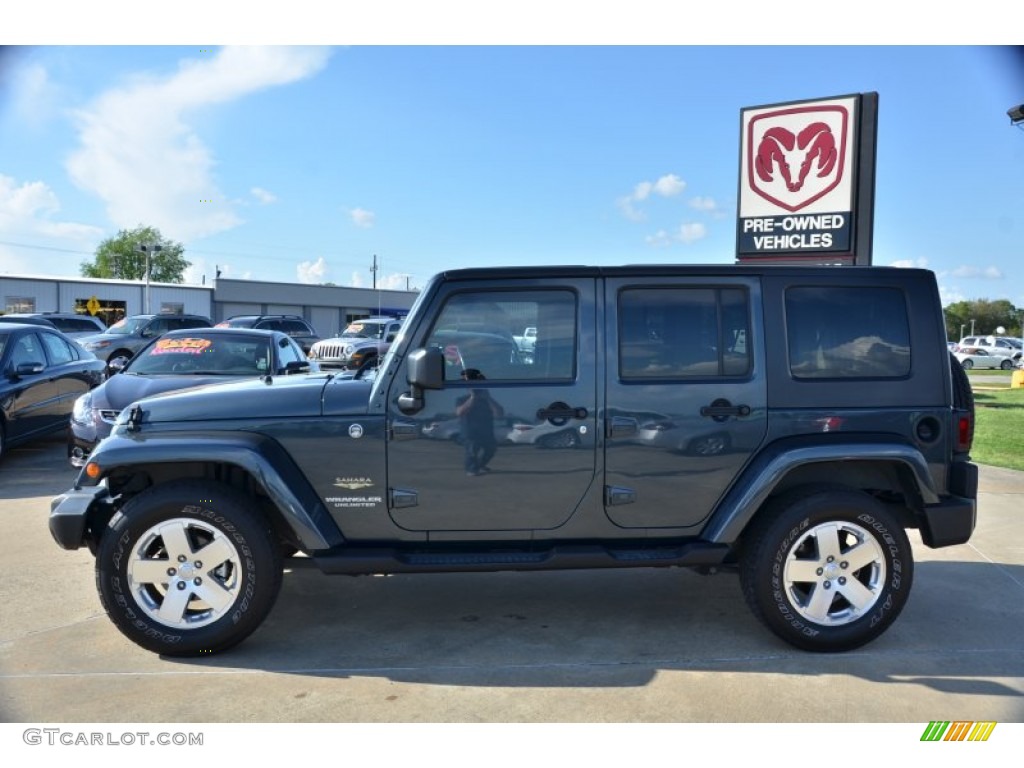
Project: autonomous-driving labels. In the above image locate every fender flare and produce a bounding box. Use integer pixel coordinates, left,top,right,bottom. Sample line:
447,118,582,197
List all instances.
703,438,939,545
76,431,343,550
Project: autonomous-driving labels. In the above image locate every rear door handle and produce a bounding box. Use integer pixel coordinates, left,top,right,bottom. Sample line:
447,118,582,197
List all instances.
537,401,588,425
701,399,750,422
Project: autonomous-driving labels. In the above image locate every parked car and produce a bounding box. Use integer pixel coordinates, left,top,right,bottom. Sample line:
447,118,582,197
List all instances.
49,264,977,657
954,346,1016,370
0,315,58,329
513,326,537,353
0,323,105,460
308,316,402,371
78,313,212,372
69,327,314,466
215,315,320,353
956,335,1022,362
1,312,106,339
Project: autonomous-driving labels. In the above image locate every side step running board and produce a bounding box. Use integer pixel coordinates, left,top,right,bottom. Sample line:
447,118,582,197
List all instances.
313,542,729,575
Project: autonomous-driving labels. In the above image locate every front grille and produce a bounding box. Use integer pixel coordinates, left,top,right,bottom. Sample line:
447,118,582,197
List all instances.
313,343,349,362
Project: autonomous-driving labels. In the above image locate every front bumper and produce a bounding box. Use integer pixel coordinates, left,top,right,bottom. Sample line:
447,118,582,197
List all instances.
49,485,112,550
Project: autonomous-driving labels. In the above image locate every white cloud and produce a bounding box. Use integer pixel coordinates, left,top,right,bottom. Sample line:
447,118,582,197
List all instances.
297,256,328,284
250,187,277,205
0,173,105,244
645,230,672,247
617,173,687,220
349,207,376,228
951,265,1004,279
652,174,685,197
939,284,966,306
688,196,720,213
677,222,707,244
889,258,929,269
378,273,413,290
66,46,332,242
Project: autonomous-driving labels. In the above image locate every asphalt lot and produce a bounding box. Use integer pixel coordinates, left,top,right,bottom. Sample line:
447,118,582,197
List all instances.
1,433,1022,723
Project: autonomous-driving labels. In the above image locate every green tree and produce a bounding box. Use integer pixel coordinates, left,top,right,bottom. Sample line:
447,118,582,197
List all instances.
80,226,190,283
944,298,1021,340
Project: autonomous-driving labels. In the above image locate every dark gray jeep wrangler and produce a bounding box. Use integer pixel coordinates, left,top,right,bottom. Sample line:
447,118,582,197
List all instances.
49,265,977,656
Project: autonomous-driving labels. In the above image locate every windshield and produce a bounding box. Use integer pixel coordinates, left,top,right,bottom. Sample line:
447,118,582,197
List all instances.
342,321,389,340
127,335,272,375
105,316,149,335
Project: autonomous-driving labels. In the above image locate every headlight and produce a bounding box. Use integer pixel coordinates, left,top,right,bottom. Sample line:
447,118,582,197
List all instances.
343,344,355,356
71,393,94,425
83,340,111,351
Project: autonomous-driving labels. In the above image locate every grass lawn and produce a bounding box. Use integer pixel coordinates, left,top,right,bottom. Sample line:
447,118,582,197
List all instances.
971,386,1024,471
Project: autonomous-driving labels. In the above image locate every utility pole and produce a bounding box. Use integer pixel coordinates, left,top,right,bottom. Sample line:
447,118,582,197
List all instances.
371,254,378,291
136,243,163,314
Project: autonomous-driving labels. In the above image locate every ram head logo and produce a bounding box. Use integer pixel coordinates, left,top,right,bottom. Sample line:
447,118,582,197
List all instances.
747,106,849,213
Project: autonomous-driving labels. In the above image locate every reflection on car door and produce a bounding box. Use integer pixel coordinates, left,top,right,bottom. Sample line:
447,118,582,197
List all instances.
386,279,597,534
603,276,768,530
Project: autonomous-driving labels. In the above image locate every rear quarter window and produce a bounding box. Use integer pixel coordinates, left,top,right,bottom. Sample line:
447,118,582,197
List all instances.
785,286,911,379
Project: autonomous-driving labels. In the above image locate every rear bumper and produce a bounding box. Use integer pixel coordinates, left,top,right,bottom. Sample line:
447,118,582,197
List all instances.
918,461,978,549
49,486,111,550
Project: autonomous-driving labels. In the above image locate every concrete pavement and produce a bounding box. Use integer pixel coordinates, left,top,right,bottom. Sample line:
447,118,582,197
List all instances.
1,434,1022,723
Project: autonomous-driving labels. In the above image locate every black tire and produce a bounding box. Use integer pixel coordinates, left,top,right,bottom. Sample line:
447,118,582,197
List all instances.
1000,358,1014,371
960,358,973,370
740,487,914,652
949,352,974,413
95,480,283,656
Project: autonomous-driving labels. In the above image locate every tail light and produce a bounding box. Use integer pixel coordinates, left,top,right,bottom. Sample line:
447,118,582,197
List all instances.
955,410,974,453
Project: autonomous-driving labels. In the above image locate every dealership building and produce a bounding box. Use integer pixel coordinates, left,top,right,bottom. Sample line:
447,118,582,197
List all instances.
0,274,419,337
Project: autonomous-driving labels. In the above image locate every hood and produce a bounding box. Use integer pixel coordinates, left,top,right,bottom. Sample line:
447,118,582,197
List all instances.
126,373,372,425
94,372,260,411
78,331,128,344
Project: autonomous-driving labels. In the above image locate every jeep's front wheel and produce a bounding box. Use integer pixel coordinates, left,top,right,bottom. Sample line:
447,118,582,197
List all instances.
740,488,913,652
95,481,282,656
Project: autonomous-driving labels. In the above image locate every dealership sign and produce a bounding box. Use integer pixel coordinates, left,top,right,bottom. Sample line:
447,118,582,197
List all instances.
737,94,876,263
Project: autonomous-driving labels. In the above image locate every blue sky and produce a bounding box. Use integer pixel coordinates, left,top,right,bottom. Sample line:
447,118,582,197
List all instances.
1,42,1022,307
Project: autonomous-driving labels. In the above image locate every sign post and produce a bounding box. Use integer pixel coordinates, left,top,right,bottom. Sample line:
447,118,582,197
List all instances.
736,92,878,266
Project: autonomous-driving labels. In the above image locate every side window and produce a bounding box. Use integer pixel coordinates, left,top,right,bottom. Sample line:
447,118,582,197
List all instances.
785,286,911,379
40,332,77,365
147,319,170,335
281,319,310,336
618,287,751,379
275,337,301,370
179,318,208,330
10,333,44,368
425,290,576,382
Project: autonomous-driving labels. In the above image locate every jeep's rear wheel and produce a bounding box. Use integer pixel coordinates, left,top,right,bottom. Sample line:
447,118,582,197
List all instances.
740,488,913,652
95,481,282,656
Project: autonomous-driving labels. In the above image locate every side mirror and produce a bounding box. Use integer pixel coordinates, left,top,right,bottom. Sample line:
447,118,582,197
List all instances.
107,358,128,375
10,361,45,379
397,347,444,414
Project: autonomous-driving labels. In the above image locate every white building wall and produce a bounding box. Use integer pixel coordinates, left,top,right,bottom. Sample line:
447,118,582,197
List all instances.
309,306,338,337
